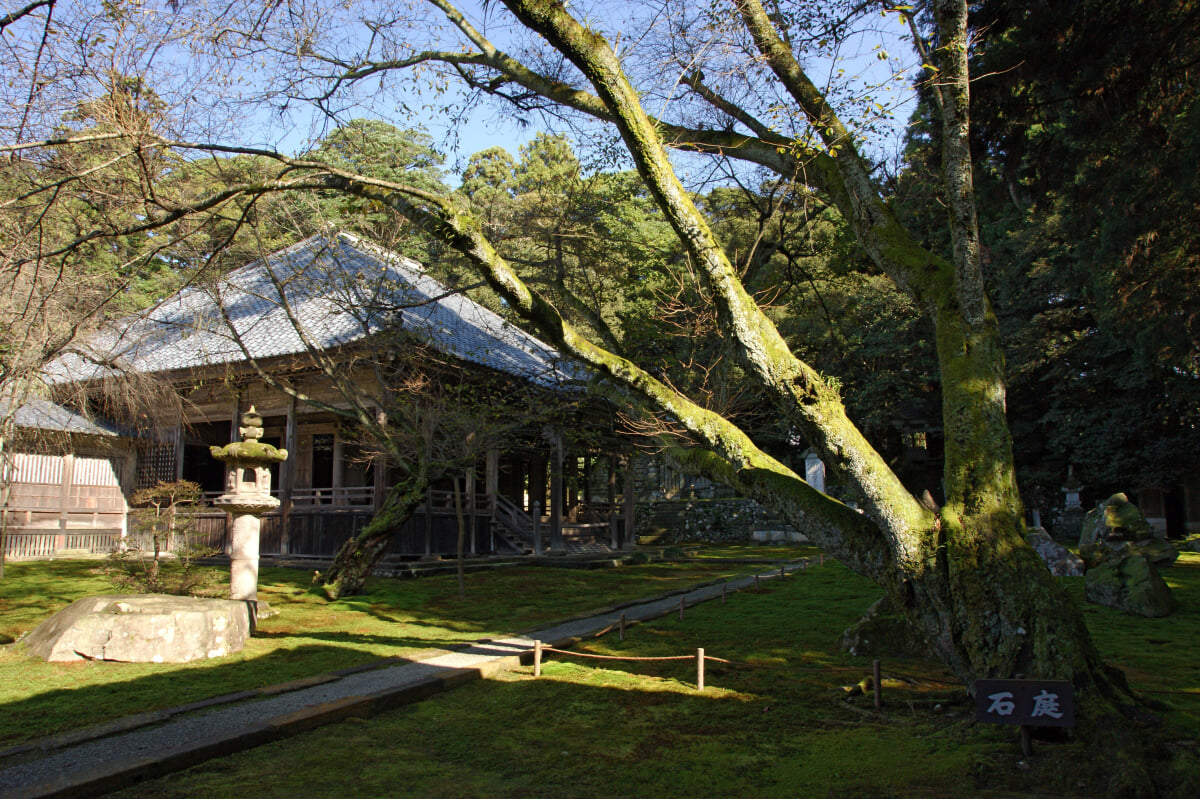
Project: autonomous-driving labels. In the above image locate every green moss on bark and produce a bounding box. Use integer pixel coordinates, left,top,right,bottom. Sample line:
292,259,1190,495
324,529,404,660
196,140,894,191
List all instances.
321,476,427,600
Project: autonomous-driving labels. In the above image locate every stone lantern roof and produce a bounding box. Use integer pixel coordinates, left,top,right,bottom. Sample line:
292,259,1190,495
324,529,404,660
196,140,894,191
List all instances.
209,407,288,465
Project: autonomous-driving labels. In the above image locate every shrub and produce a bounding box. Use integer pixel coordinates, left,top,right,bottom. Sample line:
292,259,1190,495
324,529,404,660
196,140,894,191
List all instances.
106,480,220,596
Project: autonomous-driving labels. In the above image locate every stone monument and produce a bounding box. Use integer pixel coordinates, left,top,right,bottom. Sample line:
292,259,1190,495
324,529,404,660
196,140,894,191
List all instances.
210,407,288,613
1056,464,1086,541
803,449,826,494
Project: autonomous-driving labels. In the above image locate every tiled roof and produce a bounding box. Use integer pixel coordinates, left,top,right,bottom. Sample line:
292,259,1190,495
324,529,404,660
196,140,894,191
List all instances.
4,398,121,436
47,233,588,389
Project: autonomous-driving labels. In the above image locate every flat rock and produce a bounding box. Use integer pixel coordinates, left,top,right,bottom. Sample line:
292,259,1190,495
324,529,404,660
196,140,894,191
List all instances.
20,594,251,663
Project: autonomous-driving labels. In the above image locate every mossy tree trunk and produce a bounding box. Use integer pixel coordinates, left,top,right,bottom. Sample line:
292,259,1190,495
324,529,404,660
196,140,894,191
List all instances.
321,473,428,600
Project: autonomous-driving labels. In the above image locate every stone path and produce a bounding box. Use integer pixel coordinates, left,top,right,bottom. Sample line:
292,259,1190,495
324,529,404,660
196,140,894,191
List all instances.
0,560,809,799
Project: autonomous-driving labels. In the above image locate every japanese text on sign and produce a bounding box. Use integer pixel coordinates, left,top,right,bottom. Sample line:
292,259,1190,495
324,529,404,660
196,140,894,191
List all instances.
975,679,1075,727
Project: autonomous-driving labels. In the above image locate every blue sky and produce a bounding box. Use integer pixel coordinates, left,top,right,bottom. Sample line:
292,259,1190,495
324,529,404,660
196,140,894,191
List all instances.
216,0,917,187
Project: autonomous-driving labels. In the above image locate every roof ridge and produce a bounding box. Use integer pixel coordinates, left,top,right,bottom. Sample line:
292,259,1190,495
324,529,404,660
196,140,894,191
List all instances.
334,231,425,274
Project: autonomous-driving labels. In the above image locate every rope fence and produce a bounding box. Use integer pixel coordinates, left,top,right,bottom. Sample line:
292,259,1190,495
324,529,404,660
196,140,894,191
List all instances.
533,638,942,706
527,554,939,704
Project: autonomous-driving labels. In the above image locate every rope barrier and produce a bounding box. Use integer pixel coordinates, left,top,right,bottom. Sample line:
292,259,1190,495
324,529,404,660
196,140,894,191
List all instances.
533,639,910,693
540,646,693,662
529,555,871,692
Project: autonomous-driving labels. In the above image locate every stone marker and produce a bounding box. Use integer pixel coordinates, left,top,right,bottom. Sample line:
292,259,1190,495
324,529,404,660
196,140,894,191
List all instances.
21,594,251,663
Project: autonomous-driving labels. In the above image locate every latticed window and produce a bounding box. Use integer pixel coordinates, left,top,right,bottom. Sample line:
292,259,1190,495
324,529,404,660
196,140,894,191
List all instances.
136,442,176,490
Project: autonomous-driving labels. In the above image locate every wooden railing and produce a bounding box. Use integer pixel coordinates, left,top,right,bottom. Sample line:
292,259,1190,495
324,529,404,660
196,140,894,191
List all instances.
290,486,375,507
200,487,376,508
492,493,535,549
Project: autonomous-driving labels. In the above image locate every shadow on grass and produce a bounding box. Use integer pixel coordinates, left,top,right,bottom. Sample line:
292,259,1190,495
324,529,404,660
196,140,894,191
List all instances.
251,630,481,649
0,642,431,748
107,660,1033,799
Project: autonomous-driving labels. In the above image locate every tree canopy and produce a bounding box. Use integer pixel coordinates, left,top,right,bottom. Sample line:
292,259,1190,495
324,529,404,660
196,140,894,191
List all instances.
890,0,1200,507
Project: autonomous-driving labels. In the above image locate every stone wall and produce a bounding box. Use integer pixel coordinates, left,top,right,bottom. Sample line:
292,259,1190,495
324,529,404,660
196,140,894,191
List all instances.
637,498,807,544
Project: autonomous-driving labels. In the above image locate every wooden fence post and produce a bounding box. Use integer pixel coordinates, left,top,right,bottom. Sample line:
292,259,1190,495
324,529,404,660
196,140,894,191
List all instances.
780,564,786,579
697,648,705,691
678,596,685,621
619,612,626,642
755,574,760,591
533,502,543,557
721,582,727,604
534,640,542,677
873,659,882,709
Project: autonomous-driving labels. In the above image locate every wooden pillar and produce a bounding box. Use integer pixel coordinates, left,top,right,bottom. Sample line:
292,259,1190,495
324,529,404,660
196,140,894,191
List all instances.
529,456,547,514
582,455,593,506
230,392,241,442
566,453,579,521
466,467,477,555
623,455,636,549
280,395,297,555
174,421,186,482
548,429,564,551
485,448,500,498
608,455,619,549
374,407,387,513
424,486,433,558
58,453,74,551
332,433,345,505
532,501,543,556
373,456,388,512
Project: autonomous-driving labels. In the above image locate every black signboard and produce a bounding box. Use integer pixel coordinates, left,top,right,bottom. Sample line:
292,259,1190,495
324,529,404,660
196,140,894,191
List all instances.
975,679,1075,727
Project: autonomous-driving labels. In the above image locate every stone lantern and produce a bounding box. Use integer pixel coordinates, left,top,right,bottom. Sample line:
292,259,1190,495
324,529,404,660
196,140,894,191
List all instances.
210,407,288,608
1057,464,1086,541
1063,464,1084,510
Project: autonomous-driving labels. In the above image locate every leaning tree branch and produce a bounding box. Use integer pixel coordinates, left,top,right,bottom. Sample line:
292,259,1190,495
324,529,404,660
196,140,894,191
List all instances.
313,173,894,575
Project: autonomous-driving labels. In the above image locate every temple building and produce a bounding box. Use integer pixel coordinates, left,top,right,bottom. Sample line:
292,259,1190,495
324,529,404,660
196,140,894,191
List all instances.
13,233,635,560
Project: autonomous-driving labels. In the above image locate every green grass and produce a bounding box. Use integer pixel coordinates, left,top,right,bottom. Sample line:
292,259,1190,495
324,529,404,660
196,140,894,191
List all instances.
6,553,1200,797
0,557,765,746
683,542,822,560
108,554,1200,798
1064,555,1200,723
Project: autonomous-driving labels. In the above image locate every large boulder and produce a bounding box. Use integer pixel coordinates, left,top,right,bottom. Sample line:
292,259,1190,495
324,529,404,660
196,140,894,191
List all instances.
1085,550,1177,618
1027,527,1084,577
1133,537,1180,567
20,594,252,663
838,596,929,659
1080,493,1176,567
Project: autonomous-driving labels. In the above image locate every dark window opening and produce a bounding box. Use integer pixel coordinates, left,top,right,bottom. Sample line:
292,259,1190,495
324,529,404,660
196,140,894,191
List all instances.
312,434,334,489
